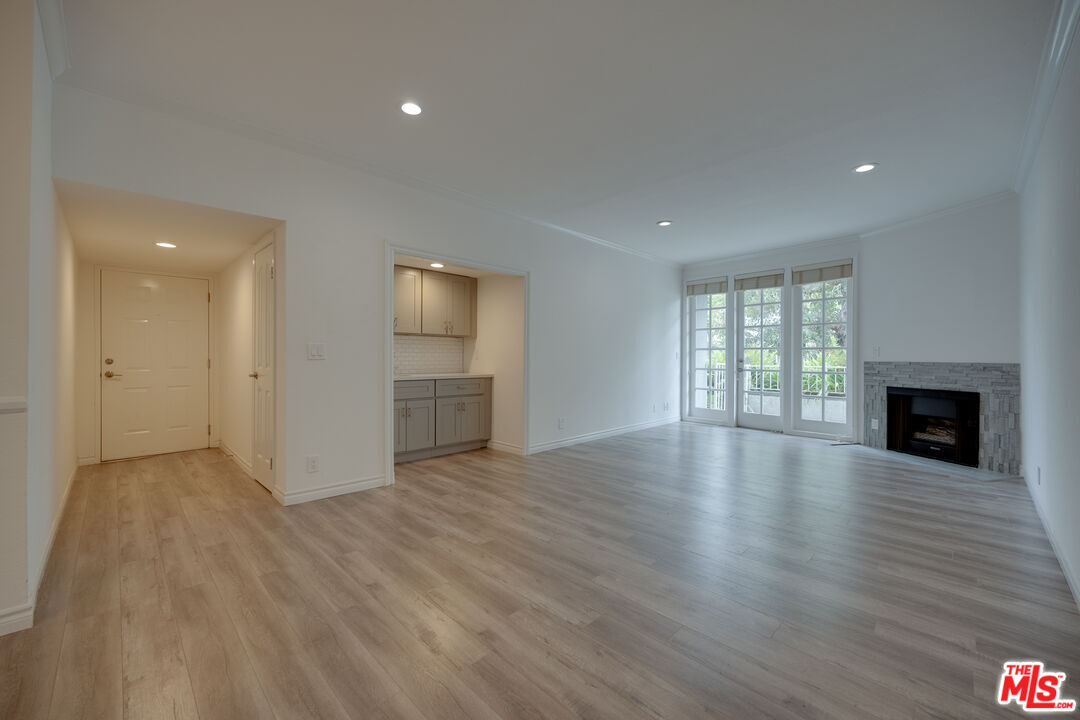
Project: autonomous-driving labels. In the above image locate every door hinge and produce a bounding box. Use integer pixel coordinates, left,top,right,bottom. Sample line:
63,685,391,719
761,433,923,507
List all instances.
207,358,211,369
208,292,211,303
270,265,275,280
269,457,273,470
207,424,211,435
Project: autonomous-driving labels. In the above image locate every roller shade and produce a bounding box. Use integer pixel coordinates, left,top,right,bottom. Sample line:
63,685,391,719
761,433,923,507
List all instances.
791,259,853,285
686,278,728,296
733,269,784,291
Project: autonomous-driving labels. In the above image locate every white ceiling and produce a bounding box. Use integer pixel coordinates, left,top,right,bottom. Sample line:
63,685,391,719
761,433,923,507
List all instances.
55,1,1053,264
56,179,279,273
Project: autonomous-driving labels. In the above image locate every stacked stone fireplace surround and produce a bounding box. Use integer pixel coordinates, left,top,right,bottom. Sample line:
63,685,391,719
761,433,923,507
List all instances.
863,362,1021,474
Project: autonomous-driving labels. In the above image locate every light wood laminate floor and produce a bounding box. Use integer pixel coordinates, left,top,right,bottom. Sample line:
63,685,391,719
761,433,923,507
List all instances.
2,422,1078,719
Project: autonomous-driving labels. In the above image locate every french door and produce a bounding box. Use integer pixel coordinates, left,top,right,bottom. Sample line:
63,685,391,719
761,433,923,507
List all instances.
792,261,853,436
735,279,783,431
687,280,732,423
687,260,853,439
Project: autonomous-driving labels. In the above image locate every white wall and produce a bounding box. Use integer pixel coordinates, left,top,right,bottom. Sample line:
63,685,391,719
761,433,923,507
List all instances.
465,274,526,453
75,260,97,464
1019,30,1080,605
27,0,78,601
53,84,682,501
0,0,34,623
859,193,1020,363
217,240,259,473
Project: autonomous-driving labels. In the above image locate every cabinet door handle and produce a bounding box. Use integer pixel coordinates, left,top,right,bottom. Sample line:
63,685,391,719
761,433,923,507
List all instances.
393,316,398,329
449,321,454,334
407,407,412,417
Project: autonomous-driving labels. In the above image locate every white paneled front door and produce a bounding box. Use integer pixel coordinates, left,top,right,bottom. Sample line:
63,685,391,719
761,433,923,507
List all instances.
100,270,209,461
252,242,275,491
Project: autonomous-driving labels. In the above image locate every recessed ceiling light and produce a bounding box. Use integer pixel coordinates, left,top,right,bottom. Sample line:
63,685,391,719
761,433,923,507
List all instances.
401,102,422,116
853,163,878,174
430,262,444,268
657,220,673,227
155,242,177,248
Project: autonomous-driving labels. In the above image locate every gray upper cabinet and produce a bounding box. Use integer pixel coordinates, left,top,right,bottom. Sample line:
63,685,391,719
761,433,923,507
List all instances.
420,270,475,337
393,267,422,334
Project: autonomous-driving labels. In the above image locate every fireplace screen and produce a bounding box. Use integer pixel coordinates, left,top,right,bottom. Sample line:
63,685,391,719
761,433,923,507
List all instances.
886,387,979,467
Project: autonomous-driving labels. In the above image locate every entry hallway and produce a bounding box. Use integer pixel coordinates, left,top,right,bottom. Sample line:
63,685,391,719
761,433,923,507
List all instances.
2,423,1078,719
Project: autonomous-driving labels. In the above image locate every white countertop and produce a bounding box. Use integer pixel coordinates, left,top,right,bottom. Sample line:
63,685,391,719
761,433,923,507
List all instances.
394,372,494,380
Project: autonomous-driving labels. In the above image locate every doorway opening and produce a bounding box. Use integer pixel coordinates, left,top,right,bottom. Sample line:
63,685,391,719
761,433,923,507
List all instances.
386,248,528,483
57,179,283,494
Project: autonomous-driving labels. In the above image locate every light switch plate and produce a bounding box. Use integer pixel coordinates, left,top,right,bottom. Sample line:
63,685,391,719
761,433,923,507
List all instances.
307,342,326,360
871,418,879,430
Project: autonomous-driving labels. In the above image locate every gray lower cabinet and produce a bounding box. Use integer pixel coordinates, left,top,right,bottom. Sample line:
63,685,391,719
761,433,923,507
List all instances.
395,377,490,461
393,400,407,454
434,396,486,446
394,397,435,453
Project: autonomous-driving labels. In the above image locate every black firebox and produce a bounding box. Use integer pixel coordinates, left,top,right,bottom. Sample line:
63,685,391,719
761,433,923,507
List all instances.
886,386,979,467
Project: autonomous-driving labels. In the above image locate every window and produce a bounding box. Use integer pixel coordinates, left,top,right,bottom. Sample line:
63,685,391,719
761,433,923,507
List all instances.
794,260,851,427
691,289,725,414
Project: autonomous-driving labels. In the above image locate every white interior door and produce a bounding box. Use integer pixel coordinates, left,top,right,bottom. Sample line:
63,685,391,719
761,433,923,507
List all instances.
253,242,275,491
100,270,209,461
736,285,783,431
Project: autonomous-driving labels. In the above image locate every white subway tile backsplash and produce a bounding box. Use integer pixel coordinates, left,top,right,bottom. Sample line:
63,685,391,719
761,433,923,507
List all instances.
394,335,464,374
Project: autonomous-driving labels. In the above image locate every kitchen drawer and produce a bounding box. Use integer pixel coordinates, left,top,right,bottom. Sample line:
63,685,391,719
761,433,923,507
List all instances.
394,380,435,400
435,378,489,397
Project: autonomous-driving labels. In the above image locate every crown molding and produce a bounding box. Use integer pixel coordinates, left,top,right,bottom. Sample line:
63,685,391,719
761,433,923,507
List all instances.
1013,0,1080,193
682,234,859,275
859,189,1017,239
35,0,69,79
56,84,672,268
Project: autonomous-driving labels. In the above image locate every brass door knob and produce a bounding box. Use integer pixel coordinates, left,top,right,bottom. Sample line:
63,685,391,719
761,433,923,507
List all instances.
104,371,122,378
249,372,259,379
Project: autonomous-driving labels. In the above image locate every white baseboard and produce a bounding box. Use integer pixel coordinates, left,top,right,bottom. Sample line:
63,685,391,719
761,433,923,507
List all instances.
278,474,386,506
1024,475,1080,613
219,441,254,478
29,465,78,607
487,440,525,455
528,416,678,455
0,603,34,637
77,456,98,466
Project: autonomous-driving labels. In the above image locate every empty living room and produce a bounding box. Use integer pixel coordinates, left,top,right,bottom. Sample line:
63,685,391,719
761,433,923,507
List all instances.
3,0,1080,718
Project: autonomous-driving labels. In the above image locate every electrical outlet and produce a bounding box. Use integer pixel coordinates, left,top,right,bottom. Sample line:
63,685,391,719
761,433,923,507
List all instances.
306,455,320,473
307,342,326,360
871,418,879,430
873,346,881,359
557,417,565,430
664,401,670,412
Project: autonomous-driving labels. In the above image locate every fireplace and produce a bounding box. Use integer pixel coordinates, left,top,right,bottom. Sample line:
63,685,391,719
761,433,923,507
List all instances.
886,386,979,467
